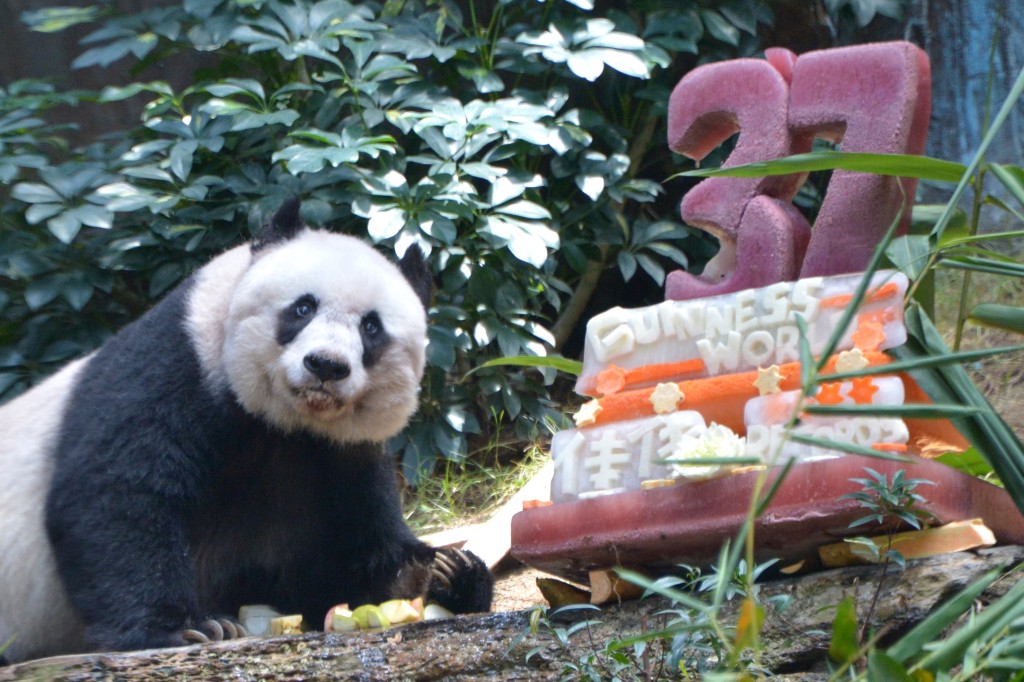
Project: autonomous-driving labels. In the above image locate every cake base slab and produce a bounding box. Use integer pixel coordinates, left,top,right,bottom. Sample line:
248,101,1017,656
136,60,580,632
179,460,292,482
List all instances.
510,456,1024,584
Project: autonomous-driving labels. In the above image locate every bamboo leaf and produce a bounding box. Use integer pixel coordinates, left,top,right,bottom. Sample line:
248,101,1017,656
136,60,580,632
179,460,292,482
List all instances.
673,151,966,183
930,64,1024,242
821,344,1024,382
969,304,1024,335
983,195,1024,224
754,457,795,517
894,305,1024,514
812,213,904,377
787,434,914,462
938,256,1024,278
657,456,763,467
912,575,1024,674
802,403,984,419
887,568,1001,664
470,355,582,376
940,227,1024,247
989,163,1024,211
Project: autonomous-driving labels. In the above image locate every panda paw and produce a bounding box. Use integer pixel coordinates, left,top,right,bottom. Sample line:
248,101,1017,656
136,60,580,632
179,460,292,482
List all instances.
426,548,493,614
181,617,249,644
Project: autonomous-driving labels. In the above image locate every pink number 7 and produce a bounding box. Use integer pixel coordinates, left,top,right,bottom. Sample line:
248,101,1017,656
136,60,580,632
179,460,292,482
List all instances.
664,42,931,301
789,42,931,277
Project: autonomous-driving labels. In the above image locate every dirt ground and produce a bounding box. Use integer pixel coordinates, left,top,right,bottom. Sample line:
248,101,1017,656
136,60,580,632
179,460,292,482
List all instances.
490,557,550,612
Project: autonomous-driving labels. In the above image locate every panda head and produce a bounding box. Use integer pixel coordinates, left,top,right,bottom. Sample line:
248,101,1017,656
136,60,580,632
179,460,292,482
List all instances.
218,198,432,444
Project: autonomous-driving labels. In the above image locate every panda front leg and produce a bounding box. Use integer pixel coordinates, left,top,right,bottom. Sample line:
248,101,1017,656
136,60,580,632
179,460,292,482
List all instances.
425,547,494,614
45,488,238,652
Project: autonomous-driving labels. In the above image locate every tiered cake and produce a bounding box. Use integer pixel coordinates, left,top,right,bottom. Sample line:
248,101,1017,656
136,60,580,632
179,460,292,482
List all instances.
510,272,1024,581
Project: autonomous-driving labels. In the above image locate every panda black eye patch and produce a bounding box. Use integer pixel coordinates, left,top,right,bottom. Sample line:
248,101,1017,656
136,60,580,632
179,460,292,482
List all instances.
276,294,318,345
360,310,389,368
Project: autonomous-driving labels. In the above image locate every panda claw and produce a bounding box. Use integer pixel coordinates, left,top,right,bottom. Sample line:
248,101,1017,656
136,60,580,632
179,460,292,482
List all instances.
181,618,247,645
430,567,453,588
205,619,225,641
433,551,458,576
182,628,212,644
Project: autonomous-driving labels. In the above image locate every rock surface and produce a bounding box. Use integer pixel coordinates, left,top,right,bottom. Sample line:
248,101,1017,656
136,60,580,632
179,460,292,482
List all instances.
3,546,1022,681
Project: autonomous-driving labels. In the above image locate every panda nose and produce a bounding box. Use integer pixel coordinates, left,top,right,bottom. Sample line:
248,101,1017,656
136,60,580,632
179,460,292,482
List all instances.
303,354,351,382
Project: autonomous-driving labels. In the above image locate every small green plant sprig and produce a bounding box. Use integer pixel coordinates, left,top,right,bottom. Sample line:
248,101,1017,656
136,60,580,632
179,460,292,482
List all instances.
843,468,936,541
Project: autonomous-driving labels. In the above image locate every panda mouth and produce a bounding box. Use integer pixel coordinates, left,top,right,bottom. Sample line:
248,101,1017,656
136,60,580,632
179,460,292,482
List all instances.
292,385,350,415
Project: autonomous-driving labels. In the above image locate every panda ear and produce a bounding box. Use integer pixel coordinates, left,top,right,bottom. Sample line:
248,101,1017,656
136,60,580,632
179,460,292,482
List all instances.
399,245,433,309
253,196,303,251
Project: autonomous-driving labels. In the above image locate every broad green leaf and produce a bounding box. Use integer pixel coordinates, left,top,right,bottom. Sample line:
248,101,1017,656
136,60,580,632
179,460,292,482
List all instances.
22,6,100,32
734,596,765,653
11,182,62,204
24,202,64,224
828,597,860,666
886,235,932,281
47,211,82,244
935,449,994,479
700,9,740,46
25,277,62,310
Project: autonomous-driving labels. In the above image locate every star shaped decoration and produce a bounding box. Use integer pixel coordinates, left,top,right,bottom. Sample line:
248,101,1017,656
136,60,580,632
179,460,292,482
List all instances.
847,377,879,404
649,382,685,414
835,348,869,373
573,399,603,427
851,318,885,352
813,381,845,405
595,365,627,396
753,365,785,396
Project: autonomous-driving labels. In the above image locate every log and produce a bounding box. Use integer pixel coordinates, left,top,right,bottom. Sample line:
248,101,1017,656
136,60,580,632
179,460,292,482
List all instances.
4,546,1022,680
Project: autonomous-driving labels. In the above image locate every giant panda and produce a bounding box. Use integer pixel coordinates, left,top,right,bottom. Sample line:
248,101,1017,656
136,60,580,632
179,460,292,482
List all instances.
0,198,492,663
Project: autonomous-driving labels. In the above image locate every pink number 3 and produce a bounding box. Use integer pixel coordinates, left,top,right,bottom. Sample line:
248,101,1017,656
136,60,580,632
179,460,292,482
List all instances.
665,42,931,301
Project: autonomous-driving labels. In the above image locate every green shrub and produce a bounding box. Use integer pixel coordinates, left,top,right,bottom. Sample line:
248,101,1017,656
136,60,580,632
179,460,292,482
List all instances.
0,0,781,480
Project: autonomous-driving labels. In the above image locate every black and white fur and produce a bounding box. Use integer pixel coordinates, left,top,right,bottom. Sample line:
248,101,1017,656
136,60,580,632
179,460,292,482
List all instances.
0,198,491,663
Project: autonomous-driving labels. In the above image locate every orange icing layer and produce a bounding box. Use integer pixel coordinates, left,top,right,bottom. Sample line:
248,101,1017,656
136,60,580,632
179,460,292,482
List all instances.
819,282,900,309
872,443,909,453
592,358,708,396
587,352,892,434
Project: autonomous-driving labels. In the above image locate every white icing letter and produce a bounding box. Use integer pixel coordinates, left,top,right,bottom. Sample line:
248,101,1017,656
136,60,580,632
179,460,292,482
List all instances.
705,303,736,339
791,277,823,322
760,282,791,326
664,302,706,341
774,325,800,364
741,330,775,366
595,323,635,362
735,289,758,333
745,425,771,458
633,307,662,346
697,331,742,375
553,431,585,497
